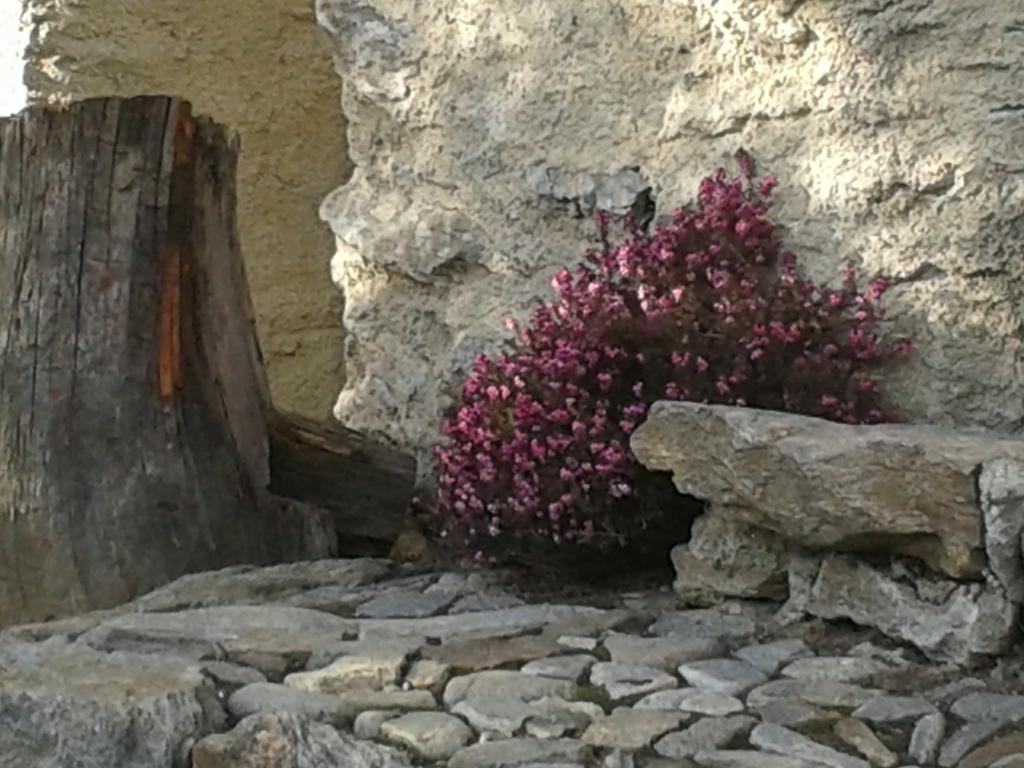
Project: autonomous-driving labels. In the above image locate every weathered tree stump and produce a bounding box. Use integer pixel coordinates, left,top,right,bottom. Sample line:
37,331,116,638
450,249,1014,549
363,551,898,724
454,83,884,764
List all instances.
0,97,336,625
269,410,416,554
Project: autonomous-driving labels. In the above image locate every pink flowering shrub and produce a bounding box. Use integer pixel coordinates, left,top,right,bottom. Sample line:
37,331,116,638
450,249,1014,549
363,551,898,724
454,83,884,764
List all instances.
433,162,909,567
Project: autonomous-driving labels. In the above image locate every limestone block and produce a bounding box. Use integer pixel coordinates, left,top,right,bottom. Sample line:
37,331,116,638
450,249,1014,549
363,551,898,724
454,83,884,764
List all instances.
632,402,1024,578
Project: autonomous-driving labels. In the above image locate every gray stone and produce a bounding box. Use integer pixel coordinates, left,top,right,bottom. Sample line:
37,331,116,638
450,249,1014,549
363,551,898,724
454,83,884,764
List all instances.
925,678,986,704
80,605,357,662
833,718,898,768
582,707,686,750
405,659,450,691
670,510,789,604
281,574,437,615
191,712,412,768
131,559,392,612
200,661,268,688
306,636,423,672
0,638,222,768
604,632,725,670
450,593,527,613
423,633,562,673
380,711,474,761
961,734,1024,768
650,610,757,642
525,715,576,740
227,683,435,725
695,751,830,768
451,697,536,737
353,710,399,740
522,699,603,741
908,713,946,766
994,757,1024,768
359,605,627,644
654,716,756,758
534,696,606,722
591,662,678,700
750,723,871,768
677,659,768,696
781,657,890,683
852,696,938,723
604,751,636,768
636,688,745,716
631,403,1024,578
848,642,912,666
559,636,599,652
734,640,813,676
448,738,590,768
938,720,1006,768
285,643,410,692
801,555,1017,662
746,680,879,709
953,694,1024,723
444,671,577,708
356,589,457,619
979,459,1024,603
521,654,597,681
754,701,840,729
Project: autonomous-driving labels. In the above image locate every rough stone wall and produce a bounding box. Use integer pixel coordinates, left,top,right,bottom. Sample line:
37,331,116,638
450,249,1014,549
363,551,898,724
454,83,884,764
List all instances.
317,0,1024,467
22,0,351,418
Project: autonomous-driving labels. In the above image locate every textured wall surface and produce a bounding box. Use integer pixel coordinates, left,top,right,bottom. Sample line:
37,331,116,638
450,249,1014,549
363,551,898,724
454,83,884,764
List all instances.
0,3,29,115
317,0,1024,466
23,0,350,417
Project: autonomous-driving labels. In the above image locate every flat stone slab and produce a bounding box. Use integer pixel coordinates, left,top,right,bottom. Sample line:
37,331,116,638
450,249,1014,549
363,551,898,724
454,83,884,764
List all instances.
131,559,393,612
951,693,1024,723
734,640,813,676
677,659,768,696
356,589,457,619
852,695,938,723
833,717,898,768
636,688,746,716
590,662,678,700
521,654,597,681
379,711,474,760
286,642,411,692
192,712,413,768
746,680,881,709
227,683,435,726
631,401,1024,578
444,670,577,707
780,656,889,683
582,707,685,749
909,712,946,765
0,638,219,768
654,715,756,758
603,632,725,669
447,738,590,768
649,609,757,642
750,723,871,768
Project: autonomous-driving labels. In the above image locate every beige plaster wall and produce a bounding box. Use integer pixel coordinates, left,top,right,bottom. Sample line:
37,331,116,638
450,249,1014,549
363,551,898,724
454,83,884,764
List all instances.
24,0,349,418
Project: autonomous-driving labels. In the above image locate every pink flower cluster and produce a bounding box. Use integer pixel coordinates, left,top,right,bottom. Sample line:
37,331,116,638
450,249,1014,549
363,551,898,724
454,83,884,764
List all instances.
434,166,909,562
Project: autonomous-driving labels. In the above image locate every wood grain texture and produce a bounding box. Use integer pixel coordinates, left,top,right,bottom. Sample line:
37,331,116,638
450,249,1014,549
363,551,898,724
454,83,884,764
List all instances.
268,410,416,553
0,97,333,625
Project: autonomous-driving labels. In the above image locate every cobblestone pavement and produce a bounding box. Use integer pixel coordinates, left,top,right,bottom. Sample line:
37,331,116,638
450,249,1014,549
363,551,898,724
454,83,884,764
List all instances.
3,558,1023,768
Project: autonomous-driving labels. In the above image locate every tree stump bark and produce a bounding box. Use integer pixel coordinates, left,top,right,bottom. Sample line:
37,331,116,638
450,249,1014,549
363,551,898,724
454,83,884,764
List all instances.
0,97,334,626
